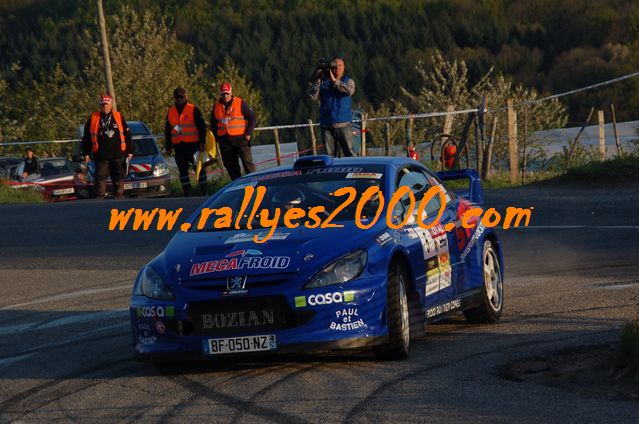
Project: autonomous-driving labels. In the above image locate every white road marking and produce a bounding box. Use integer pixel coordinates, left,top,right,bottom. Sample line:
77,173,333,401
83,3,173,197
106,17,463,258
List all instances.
0,284,132,310
0,322,129,369
0,309,128,337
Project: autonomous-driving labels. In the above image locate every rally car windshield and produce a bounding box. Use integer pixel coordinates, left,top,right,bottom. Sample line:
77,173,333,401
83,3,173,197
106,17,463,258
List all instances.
193,166,386,231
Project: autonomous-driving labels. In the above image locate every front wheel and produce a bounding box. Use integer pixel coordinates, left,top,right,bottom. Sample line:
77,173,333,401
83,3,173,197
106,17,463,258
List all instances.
375,262,410,359
463,240,503,323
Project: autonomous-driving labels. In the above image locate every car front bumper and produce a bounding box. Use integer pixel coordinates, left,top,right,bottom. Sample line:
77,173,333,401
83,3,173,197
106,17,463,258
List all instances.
130,275,389,361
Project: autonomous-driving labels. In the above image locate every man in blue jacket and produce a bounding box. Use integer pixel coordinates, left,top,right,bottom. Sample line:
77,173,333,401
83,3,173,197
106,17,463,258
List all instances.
308,57,356,157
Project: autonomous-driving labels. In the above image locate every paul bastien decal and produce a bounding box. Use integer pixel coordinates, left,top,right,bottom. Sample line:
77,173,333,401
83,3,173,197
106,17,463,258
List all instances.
330,308,365,331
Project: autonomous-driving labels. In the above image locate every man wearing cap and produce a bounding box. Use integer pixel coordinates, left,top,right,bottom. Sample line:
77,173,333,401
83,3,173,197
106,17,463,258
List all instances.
165,87,207,196
82,94,134,199
211,83,257,181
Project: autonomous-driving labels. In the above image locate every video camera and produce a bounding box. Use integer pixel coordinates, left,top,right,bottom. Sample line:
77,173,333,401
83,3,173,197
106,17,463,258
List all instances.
309,58,337,83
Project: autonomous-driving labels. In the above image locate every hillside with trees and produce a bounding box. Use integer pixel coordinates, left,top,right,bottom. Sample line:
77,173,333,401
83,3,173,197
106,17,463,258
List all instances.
0,0,638,145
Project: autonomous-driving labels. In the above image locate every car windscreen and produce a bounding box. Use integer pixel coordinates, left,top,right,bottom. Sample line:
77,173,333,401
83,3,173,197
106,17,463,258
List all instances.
134,137,159,156
40,159,74,177
193,165,386,231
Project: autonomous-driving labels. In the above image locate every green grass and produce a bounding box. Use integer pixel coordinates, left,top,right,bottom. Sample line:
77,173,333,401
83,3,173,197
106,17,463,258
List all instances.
168,173,231,197
564,154,639,182
0,181,46,204
621,320,639,369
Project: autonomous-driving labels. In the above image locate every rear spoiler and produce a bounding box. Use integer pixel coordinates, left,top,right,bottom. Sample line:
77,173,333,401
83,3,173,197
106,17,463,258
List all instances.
436,169,483,206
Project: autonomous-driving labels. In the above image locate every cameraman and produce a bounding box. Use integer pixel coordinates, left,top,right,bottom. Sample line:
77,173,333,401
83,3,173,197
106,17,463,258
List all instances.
308,57,356,157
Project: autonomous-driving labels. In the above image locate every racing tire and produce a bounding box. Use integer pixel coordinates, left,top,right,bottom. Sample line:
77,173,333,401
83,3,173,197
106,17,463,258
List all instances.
463,240,503,323
375,262,411,360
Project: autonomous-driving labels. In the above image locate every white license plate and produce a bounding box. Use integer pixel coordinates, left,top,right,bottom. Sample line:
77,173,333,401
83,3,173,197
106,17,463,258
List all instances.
203,334,277,355
124,181,148,190
53,187,74,195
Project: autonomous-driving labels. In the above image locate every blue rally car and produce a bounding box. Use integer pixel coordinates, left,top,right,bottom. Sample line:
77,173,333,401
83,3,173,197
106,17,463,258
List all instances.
130,155,504,361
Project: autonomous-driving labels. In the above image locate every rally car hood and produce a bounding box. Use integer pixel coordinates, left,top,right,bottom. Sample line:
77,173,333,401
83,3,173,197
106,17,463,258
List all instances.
154,223,382,285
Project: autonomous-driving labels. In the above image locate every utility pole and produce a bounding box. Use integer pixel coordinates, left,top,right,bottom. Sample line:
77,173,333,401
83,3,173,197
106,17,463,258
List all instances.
97,0,117,111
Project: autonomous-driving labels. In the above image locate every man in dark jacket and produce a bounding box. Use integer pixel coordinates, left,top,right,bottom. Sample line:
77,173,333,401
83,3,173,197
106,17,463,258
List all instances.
210,83,257,181
22,148,40,178
164,87,207,196
308,57,356,157
82,94,134,199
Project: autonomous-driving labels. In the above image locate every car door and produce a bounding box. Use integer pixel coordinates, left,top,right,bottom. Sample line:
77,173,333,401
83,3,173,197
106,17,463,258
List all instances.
392,166,444,310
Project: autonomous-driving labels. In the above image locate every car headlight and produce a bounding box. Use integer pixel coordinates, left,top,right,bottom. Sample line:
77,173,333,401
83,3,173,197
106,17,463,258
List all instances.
153,161,169,177
135,266,174,300
304,250,367,289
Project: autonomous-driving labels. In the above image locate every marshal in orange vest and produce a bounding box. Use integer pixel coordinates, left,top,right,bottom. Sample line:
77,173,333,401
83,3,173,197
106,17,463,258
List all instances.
214,97,248,137
89,111,126,153
167,103,200,144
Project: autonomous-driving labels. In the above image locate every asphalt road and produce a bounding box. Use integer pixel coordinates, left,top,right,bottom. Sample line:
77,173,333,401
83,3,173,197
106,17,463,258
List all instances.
1,186,638,423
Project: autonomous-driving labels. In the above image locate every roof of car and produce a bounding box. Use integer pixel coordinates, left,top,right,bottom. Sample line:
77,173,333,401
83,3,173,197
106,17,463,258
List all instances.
249,156,418,177
126,121,152,136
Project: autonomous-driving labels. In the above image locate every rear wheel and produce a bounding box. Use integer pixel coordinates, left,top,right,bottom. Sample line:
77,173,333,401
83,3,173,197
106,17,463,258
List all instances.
375,262,410,359
463,240,503,323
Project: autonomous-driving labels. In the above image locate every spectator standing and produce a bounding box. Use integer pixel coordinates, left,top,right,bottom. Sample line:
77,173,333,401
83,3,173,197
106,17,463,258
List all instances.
210,83,257,181
165,87,207,196
82,94,134,199
308,57,356,157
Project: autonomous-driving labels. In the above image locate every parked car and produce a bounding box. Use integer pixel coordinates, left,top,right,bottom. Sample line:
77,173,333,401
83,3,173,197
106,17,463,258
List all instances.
11,157,77,201
0,157,23,177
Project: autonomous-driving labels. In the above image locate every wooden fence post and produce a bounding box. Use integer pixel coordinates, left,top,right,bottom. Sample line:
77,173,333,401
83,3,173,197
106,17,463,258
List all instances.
522,107,528,184
610,104,622,156
384,123,391,156
598,110,605,161
307,119,317,155
405,117,413,152
481,114,498,180
565,107,594,171
273,128,282,166
507,99,519,184
361,113,367,157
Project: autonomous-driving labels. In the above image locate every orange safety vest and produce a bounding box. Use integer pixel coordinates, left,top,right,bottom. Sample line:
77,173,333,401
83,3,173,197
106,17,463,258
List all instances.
90,111,126,153
214,96,247,137
167,103,199,144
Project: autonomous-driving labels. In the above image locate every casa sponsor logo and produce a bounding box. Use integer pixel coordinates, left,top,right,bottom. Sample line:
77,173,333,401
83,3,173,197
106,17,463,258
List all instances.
425,298,462,319
460,223,486,262
329,307,365,331
190,249,291,276
137,321,157,345
136,305,175,318
294,291,355,308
